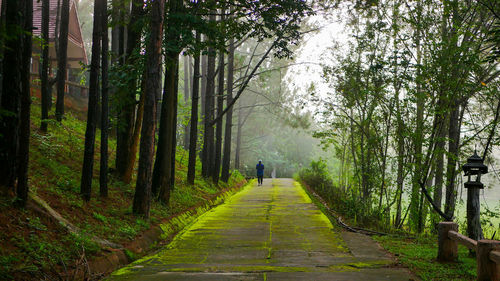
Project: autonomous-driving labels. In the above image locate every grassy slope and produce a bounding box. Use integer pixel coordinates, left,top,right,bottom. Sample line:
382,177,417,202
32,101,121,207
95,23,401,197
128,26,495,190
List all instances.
0,99,245,280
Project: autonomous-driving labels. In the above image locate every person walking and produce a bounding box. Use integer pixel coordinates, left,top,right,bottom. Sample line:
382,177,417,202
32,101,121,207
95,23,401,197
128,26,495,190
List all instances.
256,160,264,186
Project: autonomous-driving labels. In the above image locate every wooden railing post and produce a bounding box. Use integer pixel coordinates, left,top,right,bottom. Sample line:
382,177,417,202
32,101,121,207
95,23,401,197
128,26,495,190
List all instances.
437,222,458,262
477,240,500,281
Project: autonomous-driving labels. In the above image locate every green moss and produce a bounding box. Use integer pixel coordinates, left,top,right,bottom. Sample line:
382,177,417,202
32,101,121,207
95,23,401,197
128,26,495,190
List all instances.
343,260,392,268
294,181,348,252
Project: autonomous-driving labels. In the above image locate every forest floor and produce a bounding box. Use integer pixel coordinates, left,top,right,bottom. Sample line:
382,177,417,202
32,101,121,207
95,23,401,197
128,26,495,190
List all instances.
106,179,413,281
0,98,246,280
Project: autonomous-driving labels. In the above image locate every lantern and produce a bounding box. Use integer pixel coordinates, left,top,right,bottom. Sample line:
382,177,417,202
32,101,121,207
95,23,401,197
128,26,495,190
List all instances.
462,151,488,189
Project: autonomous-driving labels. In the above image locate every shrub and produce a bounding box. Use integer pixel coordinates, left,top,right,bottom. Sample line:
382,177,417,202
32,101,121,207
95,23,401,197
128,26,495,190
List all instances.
298,159,371,225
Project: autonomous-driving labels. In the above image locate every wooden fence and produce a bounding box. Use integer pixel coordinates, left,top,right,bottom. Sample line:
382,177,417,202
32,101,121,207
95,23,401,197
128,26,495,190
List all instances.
438,222,500,281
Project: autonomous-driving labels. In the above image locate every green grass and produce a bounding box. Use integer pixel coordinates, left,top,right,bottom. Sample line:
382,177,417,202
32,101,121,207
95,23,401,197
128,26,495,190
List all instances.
373,235,476,280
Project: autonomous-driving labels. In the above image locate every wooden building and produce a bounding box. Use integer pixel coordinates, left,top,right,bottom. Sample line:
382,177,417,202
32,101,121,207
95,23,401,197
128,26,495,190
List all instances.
5,0,90,98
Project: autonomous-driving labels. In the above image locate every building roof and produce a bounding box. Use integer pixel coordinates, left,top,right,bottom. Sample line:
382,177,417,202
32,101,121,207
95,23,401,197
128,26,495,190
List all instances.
0,0,88,66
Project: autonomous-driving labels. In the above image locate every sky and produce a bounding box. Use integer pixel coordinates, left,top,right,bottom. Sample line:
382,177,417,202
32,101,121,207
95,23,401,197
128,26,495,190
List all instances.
284,7,351,110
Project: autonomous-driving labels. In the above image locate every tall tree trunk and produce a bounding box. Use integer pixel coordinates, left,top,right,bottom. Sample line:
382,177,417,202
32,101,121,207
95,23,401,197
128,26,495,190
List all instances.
202,28,216,178
221,38,235,183
410,0,424,232
0,0,6,102
394,91,404,228
116,0,143,180
234,102,242,170
171,64,179,188
100,1,109,198
0,0,23,195
444,104,460,219
213,49,224,183
199,52,207,161
123,79,145,183
111,0,125,61
17,0,32,207
187,32,201,185
183,54,190,150
152,0,182,203
392,0,404,228
152,53,178,202
431,0,449,230
40,0,50,132
133,0,164,217
80,0,103,202
431,105,447,228
55,0,70,121
444,0,461,221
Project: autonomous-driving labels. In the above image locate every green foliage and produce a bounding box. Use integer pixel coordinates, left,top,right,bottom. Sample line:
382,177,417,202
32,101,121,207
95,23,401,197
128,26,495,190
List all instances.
178,0,314,59
0,254,18,280
118,225,138,240
298,159,333,192
92,212,108,223
298,159,379,226
25,217,48,231
124,249,137,262
67,231,100,256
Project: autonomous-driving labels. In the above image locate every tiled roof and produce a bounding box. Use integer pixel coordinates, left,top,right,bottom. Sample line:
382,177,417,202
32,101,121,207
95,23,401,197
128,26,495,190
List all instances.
32,0,76,39
0,0,87,64
0,0,78,40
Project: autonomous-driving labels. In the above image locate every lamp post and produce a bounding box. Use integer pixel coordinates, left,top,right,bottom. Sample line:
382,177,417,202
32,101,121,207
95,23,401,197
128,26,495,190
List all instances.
462,151,488,242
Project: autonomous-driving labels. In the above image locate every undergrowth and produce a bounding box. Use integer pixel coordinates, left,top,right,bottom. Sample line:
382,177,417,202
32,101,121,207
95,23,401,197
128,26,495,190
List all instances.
297,159,478,280
0,98,245,280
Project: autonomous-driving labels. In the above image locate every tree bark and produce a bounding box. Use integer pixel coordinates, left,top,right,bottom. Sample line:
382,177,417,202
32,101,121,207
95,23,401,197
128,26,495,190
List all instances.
100,0,109,198
432,104,447,228
152,0,182,203
202,27,216,178
444,0,462,222
55,0,70,122
183,54,190,150
17,0,32,207
391,0,404,228
409,0,424,233
199,52,207,162
187,32,201,185
123,79,145,184
111,0,125,61
133,0,164,217
116,0,143,179
80,0,103,202
0,0,23,195
0,0,5,102
432,0,449,229
213,49,225,183
40,0,50,132
444,104,460,219
221,38,235,183
234,102,242,170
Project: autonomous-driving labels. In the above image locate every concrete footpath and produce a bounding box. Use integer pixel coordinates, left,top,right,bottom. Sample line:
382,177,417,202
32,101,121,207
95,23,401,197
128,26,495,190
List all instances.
106,179,414,280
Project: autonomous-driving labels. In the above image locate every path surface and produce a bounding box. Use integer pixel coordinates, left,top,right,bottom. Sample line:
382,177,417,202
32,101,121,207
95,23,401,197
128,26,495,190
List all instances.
107,179,413,280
